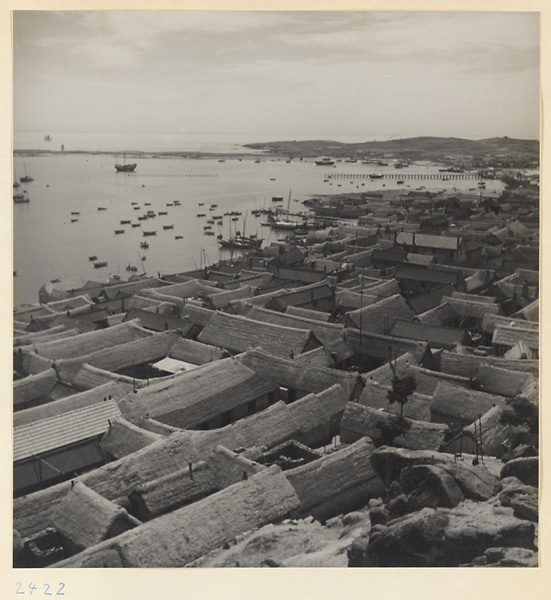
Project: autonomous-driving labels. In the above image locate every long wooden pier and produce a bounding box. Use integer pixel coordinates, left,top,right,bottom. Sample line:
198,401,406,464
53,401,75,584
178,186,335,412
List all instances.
326,172,479,180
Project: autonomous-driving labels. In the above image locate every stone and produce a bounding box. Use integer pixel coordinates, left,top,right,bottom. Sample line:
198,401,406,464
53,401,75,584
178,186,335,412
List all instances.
369,506,390,526
511,497,538,522
387,480,404,501
465,547,538,567
500,457,539,487
499,477,538,508
370,446,452,488
364,501,536,567
400,465,464,509
387,494,410,517
438,462,500,501
347,536,373,567
511,444,538,459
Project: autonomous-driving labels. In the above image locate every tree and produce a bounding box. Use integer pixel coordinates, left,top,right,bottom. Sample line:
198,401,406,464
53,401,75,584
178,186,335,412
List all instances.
387,374,417,416
499,395,538,446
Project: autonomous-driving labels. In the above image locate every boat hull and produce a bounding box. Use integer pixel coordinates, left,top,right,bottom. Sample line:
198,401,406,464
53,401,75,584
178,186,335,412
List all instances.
115,163,137,172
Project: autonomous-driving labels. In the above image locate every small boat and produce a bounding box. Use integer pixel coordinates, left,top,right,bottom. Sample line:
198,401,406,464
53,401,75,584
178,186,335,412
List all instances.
115,229,125,234
44,134,51,141
198,202,204,206
145,202,151,206
272,196,283,202
20,163,33,182
133,206,141,210
175,235,183,240
71,211,80,215
132,223,141,228
158,211,168,215
115,154,137,172
218,159,225,162
94,261,108,268
397,180,404,185
13,181,20,188
163,224,174,230
143,231,157,236
203,225,212,230
140,241,149,248
315,157,335,166
166,203,173,206
231,217,239,222
97,207,107,211
88,255,97,261
197,213,206,217
369,173,384,179
270,178,276,181
50,278,60,283
120,219,131,224
14,194,30,203
254,159,261,163
174,201,181,206
207,219,214,224
204,230,215,236
138,216,148,221
126,265,138,272
131,202,138,205
71,219,78,223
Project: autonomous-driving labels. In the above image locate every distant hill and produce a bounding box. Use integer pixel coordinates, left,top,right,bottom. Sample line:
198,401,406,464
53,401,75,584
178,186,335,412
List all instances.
244,136,539,166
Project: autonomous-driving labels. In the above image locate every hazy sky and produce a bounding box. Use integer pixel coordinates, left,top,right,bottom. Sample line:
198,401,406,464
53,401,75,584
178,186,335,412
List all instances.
13,11,540,139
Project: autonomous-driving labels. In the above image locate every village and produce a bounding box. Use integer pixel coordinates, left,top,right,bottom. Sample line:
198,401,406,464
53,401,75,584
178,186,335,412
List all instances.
13,170,539,568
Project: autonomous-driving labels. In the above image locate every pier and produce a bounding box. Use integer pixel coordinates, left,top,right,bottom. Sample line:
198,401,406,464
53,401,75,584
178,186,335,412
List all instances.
326,172,479,180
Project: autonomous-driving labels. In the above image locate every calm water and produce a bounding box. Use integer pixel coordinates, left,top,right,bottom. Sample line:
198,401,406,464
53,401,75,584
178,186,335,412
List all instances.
13,148,504,306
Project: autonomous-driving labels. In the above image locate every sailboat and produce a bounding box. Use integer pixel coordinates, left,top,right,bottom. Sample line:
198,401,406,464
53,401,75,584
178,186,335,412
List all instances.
270,189,298,230
115,154,137,173
20,163,33,183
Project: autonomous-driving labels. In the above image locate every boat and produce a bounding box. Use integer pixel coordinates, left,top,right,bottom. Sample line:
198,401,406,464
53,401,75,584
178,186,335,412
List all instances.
71,211,80,215
270,178,276,181
133,206,141,210
197,213,206,217
166,203,173,206
132,223,141,228
115,154,137,172
397,180,404,185
14,194,30,203
20,163,34,183
143,231,157,236
140,241,149,248
174,201,181,206
44,134,51,141
13,181,20,188
88,255,97,261
218,234,262,249
272,196,283,202
204,230,215,236
145,203,151,206
175,235,183,240
369,173,384,179
204,225,212,230
97,207,107,211
163,224,174,230
138,216,148,221
218,159,225,163
158,211,168,215
120,219,131,224
126,265,138,272
478,181,486,188
115,229,125,234
71,219,78,223
94,261,108,268
254,159,261,163
377,161,388,166
50,278,60,283
315,157,335,166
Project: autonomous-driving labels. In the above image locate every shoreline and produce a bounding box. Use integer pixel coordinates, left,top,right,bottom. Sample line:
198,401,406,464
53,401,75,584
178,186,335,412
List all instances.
13,148,273,160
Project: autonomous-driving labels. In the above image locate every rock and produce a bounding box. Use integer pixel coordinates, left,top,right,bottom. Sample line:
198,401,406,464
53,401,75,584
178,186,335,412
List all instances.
499,477,538,508
369,506,390,526
261,557,280,567
387,494,410,517
400,465,464,509
364,501,536,567
465,547,538,567
501,457,539,487
511,497,538,522
341,511,365,526
511,444,538,459
437,462,500,501
347,536,374,567
370,446,452,488
368,497,383,508
387,481,404,501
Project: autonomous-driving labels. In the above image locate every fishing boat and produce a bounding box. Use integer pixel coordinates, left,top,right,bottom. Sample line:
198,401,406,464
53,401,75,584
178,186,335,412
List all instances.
120,219,131,224
115,229,125,234
94,261,108,268
163,224,174,230
369,173,384,179
126,265,138,272
44,134,51,141
315,157,335,166
97,207,107,211
88,255,97,261
71,211,80,215
272,196,283,202
218,234,262,249
158,211,168,215
115,154,137,172
140,241,149,249
14,194,30,203
20,163,34,183
143,231,157,236
197,213,206,217
132,223,141,227
175,235,183,240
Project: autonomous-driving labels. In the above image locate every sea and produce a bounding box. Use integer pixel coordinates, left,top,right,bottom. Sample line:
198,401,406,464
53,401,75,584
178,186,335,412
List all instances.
13,131,505,306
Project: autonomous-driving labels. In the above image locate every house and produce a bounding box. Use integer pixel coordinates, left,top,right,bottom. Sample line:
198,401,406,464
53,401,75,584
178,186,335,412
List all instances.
118,357,279,430
395,231,467,264
430,382,507,430
439,350,539,379
49,482,140,554
389,319,470,350
265,280,335,313
357,379,434,422
395,265,464,296
492,325,539,357
123,308,195,334
197,311,323,358
338,294,415,335
13,369,59,411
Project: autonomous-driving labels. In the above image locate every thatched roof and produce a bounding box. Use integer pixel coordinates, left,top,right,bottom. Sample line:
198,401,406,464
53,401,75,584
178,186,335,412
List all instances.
493,325,539,351
335,289,379,310
14,390,122,462
206,285,258,310
14,325,81,346
340,402,449,451
348,278,401,298
440,350,539,379
55,466,300,568
179,303,215,327
430,381,507,426
123,308,194,335
99,417,162,459
358,379,434,422
362,352,420,386
390,319,468,350
198,311,322,357
481,313,539,335
129,461,216,520
66,364,140,392
408,283,456,314
50,482,139,551
399,364,472,396
340,294,415,334
118,357,278,429
239,348,363,400
443,295,501,320
127,294,178,315
265,280,334,311
14,304,57,324
344,328,430,363
285,437,385,521
13,369,58,408
476,364,534,398
168,337,228,365
141,279,222,301
208,445,267,489
21,319,153,361
285,305,331,321
512,298,539,322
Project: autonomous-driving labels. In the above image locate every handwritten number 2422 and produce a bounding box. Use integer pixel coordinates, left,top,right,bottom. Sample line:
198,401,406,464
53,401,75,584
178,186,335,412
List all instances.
15,582,65,595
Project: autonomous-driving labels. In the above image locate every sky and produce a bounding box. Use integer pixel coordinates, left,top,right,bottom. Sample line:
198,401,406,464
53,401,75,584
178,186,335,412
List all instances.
12,11,540,140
